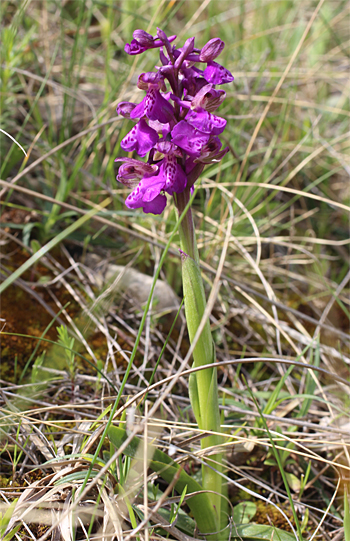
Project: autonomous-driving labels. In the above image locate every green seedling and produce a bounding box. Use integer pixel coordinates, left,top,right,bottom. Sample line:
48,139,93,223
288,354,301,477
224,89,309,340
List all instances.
56,325,76,397
170,484,188,525
31,351,46,384
0,499,21,541
12,421,30,480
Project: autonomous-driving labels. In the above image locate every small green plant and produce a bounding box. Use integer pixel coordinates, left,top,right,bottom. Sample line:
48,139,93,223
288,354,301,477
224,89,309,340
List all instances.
11,421,31,482
31,350,46,384
107,426,297,541
56,325,77,396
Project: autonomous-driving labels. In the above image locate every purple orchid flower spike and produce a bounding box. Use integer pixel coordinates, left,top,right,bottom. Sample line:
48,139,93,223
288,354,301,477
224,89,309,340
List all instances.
115,28,234,214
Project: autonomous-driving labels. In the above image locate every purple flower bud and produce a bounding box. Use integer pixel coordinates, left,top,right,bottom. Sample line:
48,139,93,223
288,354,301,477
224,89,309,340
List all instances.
203,61,234,85
199,38,225,62
156,28,172,54
115,158,158,187
159,48,169,65
117,101,137,119
156,28,168,41
121,119,159,157
191,84,226,113
185,108,226,135
174,37,195,69
171,121,210,156
133,29,154,47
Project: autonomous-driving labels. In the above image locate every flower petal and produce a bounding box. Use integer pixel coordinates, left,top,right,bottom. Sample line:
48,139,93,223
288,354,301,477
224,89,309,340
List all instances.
203,61,234,85
141,175,166,202
145,86,175,124
125,174,167,215
129,98,146,119
125,39,147,55
171,121,210,156
143,194,167,214
121,119,159,157
191,84,226,113
161,155,187,194
185,108,226,135
115,158,158,187
117,101,137,118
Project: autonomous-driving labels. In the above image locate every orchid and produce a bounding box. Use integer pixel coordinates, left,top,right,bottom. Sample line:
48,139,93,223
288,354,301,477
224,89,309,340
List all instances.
115,27,233,215
114,28,234,540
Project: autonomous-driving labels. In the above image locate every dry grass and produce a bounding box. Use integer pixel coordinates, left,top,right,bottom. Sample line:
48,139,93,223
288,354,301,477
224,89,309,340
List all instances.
0,0,349,539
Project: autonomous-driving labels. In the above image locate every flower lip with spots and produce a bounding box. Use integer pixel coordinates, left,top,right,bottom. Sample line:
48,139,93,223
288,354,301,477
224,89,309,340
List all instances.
115,28,233,214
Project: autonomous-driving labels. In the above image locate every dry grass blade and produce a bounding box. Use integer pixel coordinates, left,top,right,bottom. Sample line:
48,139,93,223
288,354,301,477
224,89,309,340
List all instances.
1,0,349,539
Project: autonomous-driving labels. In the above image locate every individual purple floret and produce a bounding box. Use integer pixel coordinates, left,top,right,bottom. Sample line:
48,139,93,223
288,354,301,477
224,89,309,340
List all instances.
115,29,234,214
125,29,177,55
199,38,225,62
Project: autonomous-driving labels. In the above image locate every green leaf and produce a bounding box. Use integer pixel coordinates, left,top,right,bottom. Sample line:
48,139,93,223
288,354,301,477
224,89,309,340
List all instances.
189,372,201,424
0,498,21,541
285,473,301,493
157,506,196,536
232,502,257,524
233,523,297,541
107,426,218,537
2,524,22,541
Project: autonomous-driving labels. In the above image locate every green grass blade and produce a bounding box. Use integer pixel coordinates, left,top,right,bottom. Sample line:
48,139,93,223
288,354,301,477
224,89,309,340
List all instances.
345,489,350,541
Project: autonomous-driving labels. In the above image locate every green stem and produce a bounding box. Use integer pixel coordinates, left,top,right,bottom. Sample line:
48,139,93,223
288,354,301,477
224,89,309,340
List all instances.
174,188,227,540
